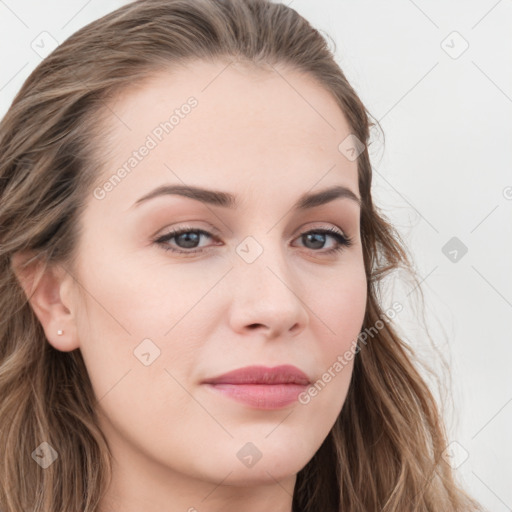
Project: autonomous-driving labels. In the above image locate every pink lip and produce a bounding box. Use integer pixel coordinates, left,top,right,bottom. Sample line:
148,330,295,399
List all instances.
202,365,311,410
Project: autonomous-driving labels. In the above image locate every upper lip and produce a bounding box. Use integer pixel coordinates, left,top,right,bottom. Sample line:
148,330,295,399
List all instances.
202,365,311,385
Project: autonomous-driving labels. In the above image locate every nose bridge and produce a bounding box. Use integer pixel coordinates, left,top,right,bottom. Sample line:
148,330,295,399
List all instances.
235,232,291,293
228,231,308,336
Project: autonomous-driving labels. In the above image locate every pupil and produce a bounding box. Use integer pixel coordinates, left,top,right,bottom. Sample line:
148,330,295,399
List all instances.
178,232,199,248
305,233,325,249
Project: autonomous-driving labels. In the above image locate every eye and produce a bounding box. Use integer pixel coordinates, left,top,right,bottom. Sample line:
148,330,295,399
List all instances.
153,225,353,256
153,226,218,255
293,227,353,255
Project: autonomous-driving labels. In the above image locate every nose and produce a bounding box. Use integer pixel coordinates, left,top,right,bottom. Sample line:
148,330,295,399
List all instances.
227,240,309,339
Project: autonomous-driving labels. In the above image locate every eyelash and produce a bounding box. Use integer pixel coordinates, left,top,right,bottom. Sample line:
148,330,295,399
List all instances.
153,225,353,256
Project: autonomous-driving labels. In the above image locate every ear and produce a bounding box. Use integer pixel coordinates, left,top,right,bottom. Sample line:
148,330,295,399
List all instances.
10,251,80,352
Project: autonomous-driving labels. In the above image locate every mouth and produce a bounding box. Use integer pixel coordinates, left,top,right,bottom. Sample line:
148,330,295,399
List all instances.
201,364,311,410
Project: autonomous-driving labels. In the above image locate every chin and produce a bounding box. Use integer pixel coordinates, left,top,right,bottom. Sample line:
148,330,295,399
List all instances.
226,441,313,484
216,461,301,487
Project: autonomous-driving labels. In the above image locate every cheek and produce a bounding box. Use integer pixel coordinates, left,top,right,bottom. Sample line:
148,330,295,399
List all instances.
316,262,367,351
72,247,213,414
74,273,199,448
302,262,366,404
74,239,209,341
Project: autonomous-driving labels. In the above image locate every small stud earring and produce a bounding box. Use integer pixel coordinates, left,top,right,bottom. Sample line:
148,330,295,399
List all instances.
57,330,63,336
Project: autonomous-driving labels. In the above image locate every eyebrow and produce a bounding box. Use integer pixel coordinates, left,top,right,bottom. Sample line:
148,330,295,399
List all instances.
131,183,361,210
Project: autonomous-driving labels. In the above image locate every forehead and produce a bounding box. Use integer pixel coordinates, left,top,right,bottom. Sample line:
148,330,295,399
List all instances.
92,59,359,210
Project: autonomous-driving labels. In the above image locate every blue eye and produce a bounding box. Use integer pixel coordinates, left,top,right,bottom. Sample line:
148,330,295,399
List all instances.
298,227,353,254
154,227,215,255
153,225,353,256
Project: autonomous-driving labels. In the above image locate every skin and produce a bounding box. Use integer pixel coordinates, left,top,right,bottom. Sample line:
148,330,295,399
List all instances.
14,60,367,512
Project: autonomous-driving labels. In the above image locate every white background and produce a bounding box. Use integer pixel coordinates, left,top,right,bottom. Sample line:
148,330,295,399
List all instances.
1,1,511,509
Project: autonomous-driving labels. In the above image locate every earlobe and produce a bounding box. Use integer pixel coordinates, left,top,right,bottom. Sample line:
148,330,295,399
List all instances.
10,251,80,352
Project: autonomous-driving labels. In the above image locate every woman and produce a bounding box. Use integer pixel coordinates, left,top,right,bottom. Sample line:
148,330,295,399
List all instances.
0,0,485,510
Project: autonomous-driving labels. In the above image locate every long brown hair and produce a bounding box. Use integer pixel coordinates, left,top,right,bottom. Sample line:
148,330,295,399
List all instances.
0,0,485,510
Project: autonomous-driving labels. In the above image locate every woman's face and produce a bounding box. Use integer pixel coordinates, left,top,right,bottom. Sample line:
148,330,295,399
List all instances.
63,60,367,507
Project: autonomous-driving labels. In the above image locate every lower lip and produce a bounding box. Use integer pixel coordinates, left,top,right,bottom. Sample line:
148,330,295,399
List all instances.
203,383,309,410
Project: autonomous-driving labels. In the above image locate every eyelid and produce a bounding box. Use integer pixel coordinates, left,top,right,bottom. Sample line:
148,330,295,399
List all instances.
292,221,349,238
154,221,222,239
153,221,354,256
156,221,350,242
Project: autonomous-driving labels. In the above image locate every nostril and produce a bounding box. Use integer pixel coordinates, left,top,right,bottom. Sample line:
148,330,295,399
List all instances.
290,323,300,333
